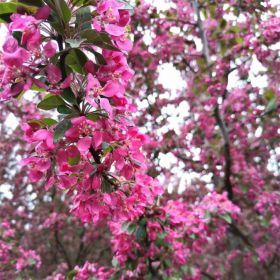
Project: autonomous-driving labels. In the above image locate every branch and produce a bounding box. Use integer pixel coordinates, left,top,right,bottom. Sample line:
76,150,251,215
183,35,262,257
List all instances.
214,106,233,200
193,0,233,200
89,146,101,164
54,227,73,269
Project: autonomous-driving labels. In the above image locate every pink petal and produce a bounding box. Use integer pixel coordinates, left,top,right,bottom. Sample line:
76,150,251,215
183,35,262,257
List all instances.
77,136,92,153
92,131,103,150
92,175,101,190
45,176,55,191
35,6,51,20
105,24,125,36
103,81,120,97
3,48,29,67
47,64,62,84
100,98,113,118
29,170,43,182
44,41,57,58
87,74,101,92
115,37,133,52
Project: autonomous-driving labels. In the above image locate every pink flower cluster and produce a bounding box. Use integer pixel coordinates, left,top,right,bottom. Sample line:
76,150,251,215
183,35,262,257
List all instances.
10,0,164,225
0,7,52,100
262,17,280,44
0,221,41,276
74,262,114,280
108,192,239,277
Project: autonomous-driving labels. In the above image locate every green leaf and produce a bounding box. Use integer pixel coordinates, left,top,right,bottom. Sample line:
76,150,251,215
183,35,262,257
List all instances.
38,95,65,110
53,0,71,24
0,2,37,22
101,178,112,193
0,3,18,14
41,118,58,127
228,26,241,33
54,120,72,143
127,223,137,234
266,97,277,113
76,6,92,31
220,41,227,57
65,38,86,48
264,88,275,101
235,37,244,44
68,154,80,166
31,84,47,92
220,213,232,224
135,225,146,241
66,269,77,280
72,0,92,6
65,48,88,74
155,232,167,246
81,29,119,51
57,105,73,114
87,113,99,121
60,88,77,104
240,184,249,193
101,142,113,157
204,210,211,220
219,18,227,29
260,212,272,227
28,118,57,128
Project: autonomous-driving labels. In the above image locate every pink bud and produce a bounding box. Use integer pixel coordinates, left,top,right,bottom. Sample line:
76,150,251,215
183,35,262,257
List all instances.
44,41,57,58
35,6,51,20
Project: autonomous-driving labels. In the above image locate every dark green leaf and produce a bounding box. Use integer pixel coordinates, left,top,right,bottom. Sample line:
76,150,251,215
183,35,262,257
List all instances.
48,10,65,34
53,0,71,24
18,0,43,7
219,18,227,29
38,95,65,110
57,105,73,114
101,179,112,193
81,29,119,51
76,6,92,31
65,48,88,74
60,88,77,104
135,225,146,241
72,0,92,6
54,120,72,143
127,223,137,234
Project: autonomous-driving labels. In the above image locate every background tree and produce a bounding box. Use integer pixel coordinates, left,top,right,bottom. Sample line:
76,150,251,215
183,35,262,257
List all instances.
0,0,279,279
